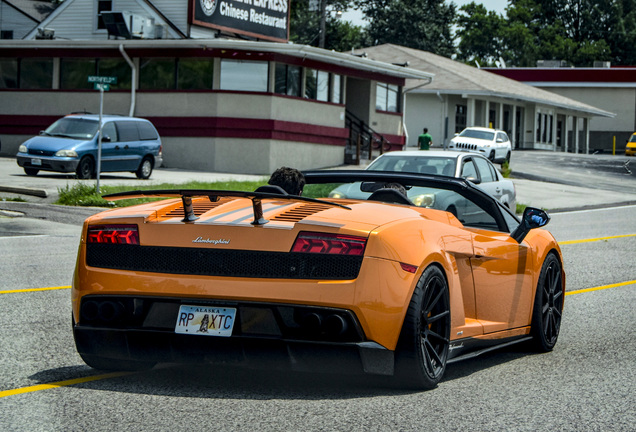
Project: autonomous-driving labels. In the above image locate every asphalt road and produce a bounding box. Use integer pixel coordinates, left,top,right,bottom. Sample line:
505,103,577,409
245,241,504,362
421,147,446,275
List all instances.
0,152,635,431
1,207,635,430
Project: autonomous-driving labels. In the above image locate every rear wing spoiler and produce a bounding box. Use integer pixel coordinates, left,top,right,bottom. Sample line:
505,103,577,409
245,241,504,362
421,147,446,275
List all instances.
102,189,350,225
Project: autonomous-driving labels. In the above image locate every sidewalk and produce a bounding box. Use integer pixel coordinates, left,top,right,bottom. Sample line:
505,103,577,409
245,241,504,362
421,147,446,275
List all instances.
1,155,635,213
511,178,636,212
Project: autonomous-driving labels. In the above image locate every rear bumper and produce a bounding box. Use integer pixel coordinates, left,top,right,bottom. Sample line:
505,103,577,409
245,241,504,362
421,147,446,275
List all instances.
73,325,395,376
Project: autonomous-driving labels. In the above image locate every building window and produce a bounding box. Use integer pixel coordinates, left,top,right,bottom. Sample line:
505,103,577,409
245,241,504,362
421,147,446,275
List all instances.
305,69,330,101
97,58,131,89
1,30,14,40
220,59,268,92
376,83,399,112
275,63,301,97
0,58,18,88
177,59,214,90
455,105,467,132
20,58,53,89
332,74,342,104
140,58,176,90
60,58,96,89
97,1,113,30
316,70,329,101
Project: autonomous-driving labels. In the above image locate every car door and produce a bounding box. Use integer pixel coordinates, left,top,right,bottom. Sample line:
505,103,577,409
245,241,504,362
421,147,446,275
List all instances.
496,132,510,159
111,121,143,171
98,121,121,172
451,191,535,335
472,156,503,201
470,230,534,334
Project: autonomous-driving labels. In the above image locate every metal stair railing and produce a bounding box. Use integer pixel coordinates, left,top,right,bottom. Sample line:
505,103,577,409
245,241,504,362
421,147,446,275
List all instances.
345,110,393,165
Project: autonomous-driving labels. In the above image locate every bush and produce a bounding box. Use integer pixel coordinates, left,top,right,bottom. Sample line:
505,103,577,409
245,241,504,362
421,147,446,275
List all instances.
56,184,110,207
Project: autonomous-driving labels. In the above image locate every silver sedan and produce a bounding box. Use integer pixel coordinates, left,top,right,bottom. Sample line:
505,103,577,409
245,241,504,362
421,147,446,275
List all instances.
330,150,516,210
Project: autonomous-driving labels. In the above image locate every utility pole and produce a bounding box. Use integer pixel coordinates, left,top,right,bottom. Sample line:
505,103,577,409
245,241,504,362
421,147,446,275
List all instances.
319,0,327,48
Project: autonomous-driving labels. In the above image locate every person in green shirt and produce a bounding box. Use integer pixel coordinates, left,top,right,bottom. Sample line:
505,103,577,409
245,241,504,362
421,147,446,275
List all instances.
418,128,433,150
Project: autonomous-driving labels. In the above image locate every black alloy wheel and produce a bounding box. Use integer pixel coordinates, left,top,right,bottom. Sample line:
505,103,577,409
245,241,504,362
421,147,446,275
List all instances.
530,253,564,351
395,265,451,390
76,156,94,179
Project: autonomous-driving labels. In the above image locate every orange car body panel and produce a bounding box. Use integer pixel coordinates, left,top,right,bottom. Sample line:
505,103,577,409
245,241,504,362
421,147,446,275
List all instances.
73,196,564,352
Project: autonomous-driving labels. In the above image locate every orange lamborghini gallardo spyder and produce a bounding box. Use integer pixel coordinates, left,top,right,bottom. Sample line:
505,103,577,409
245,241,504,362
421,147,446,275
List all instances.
72,170,565,389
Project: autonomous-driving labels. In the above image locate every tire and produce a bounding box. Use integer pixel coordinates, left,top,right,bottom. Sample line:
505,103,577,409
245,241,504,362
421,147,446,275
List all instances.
530,253,564,352
24,167,39,176
504,151,511,164
136,157,153,179
79,352,156,372
76,156,94,179
488,150,495,162
394,265,451,390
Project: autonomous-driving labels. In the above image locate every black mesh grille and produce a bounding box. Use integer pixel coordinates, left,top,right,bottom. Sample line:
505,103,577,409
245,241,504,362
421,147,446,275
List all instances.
28,148,56,156
86,244,363,280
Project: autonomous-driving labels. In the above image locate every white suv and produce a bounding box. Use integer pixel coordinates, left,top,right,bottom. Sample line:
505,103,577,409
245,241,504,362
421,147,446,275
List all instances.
449,127,512,164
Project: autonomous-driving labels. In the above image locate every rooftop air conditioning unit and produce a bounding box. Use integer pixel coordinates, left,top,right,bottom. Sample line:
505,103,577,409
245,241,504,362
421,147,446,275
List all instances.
593,61,611,68
35,28,55,39
101,11,156,39
536,60,566,68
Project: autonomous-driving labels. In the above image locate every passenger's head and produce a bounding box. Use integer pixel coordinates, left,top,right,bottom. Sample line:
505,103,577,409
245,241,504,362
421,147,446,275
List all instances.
384,182,407,196
268,167,306,195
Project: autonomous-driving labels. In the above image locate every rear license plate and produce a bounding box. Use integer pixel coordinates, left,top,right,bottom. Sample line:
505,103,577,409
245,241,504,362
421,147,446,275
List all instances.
175,305,236,337
31,158,42,166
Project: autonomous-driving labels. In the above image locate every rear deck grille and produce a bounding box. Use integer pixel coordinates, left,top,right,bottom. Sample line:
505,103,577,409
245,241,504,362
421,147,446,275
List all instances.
270,203,332,222
86,244,363,280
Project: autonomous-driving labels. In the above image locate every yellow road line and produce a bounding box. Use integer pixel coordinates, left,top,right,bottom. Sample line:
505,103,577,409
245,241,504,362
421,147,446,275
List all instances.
0,371,133,398
0,276,634,397
559,233,636,245
565,280,636,296
0,285,71,295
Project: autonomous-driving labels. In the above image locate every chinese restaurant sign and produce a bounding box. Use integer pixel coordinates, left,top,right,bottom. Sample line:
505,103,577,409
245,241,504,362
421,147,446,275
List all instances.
192,0,289,42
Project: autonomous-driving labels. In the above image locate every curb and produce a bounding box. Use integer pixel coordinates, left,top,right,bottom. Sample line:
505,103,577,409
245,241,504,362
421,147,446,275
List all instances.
0,185,48,198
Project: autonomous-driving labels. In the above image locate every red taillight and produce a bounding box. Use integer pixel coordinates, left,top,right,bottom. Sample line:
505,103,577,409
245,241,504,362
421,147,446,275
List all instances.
87,225,139,244
291,232,367,256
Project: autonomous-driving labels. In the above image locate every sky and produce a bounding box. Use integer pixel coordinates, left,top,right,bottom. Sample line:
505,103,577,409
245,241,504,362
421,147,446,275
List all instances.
340,0,509,26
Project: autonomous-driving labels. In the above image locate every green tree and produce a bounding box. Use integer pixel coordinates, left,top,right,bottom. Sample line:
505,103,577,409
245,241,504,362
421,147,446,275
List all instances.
289,0,368,51
353,0,456,56
500,0,611,66
455,2,505,65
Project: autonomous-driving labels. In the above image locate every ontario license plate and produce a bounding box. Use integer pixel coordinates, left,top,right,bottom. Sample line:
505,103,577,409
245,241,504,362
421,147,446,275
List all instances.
175,305,236,337
31,158,42,166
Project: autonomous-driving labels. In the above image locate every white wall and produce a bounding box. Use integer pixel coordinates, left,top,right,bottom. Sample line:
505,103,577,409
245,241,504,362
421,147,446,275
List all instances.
0,2,37,39
543,86,634,132
403,93,444,148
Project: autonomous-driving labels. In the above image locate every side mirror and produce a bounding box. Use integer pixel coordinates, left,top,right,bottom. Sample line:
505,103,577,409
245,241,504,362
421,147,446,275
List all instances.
101,135,111,143
465,175,480,184
511,207,550,244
